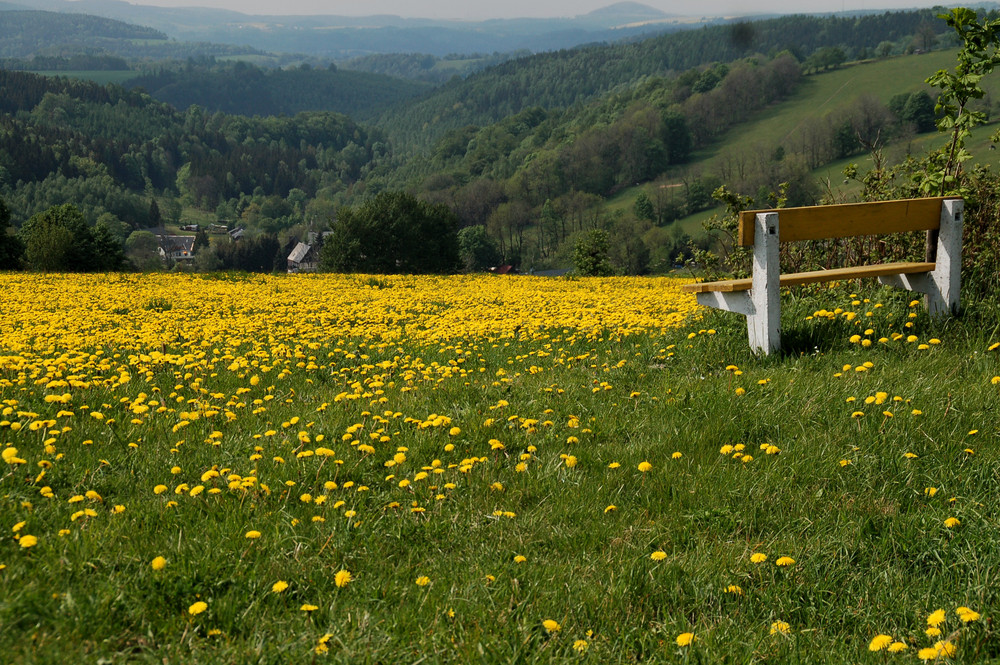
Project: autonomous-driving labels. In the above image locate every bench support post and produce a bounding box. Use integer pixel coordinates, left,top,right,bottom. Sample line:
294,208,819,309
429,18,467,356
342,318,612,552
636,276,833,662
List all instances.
928,198,963,316
878,199,963,316
748,212,781,354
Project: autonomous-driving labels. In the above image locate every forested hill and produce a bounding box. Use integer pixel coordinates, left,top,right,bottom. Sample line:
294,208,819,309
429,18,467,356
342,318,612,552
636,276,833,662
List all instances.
0,70,385,226
375,8,951,148
0,10,165,57
0,10,265,60
127,62,431,122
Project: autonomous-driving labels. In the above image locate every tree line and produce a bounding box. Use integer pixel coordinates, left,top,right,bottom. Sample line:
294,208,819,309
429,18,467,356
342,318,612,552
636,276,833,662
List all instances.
127,60,430,122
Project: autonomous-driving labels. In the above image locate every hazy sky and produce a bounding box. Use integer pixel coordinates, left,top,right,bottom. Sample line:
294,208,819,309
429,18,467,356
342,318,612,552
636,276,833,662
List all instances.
63,0,948,20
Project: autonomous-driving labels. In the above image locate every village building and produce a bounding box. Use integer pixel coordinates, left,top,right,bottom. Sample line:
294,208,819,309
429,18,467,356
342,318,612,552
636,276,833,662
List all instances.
156,235,196,262
287,242,319,273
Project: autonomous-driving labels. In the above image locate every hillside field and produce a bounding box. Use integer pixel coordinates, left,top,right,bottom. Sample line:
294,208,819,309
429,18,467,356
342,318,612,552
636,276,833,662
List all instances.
1,273,997,663
614,50,1000,240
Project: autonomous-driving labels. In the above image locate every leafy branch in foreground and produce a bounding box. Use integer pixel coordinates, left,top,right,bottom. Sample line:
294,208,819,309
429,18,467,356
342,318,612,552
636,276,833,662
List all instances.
922,7,1000,196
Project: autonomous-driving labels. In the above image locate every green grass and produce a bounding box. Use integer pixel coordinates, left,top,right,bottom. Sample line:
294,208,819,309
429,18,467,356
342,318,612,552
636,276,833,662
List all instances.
1,277,998,662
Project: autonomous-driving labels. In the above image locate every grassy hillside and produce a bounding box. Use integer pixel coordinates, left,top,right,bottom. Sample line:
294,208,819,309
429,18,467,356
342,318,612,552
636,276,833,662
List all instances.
614,50,1000,241
2,272,998,662
695,51,962,169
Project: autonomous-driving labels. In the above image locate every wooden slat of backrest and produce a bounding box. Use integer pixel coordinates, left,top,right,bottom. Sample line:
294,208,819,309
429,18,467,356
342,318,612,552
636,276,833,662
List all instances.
737,197,956,247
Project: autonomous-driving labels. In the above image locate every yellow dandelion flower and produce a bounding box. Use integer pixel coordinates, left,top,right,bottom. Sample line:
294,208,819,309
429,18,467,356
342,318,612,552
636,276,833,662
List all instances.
927,609,946,627
888,642,907,653
415,576,430,586
676,632,695,647
770,621,790,635
542,619,561,633
775,556,795,567
300,604,319,612
750,552,767,563
637,461,652,472
934,641,956,657
272,580,289,593
335,570,352,587
869,634,893,651
19,535,38,549
245,530,262,539
650,551,667,561
918,647,939,660
956,607,980,622
188,601,207,615
944,517,961,528
151,556,167,570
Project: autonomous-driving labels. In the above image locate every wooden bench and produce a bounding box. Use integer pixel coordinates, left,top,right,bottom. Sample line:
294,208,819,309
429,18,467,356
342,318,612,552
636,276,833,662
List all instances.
681,197,964,354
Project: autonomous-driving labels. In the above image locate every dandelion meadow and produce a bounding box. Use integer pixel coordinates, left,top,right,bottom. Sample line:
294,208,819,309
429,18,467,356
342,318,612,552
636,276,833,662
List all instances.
1,273,997,663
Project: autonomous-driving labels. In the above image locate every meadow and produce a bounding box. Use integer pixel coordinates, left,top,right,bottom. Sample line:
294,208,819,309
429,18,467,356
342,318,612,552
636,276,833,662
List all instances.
0,272,996,663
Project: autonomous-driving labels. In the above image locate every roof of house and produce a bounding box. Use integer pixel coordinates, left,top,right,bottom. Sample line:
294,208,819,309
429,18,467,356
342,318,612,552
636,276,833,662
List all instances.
157,235,195,253
287,242,312,264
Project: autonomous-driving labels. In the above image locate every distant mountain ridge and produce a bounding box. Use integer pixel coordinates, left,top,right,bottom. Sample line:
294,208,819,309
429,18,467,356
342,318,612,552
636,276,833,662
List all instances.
0,0,708,57
586,2,670,18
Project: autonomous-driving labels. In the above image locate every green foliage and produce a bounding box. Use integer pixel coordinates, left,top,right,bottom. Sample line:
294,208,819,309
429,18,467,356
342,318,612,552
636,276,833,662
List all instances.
193,229,210,254
19,203,123,272
127,61,430,121
320,192,460,274
924,7,1000,195
902,90,937,132
572,229,614,276
804,46,847,72
0,196,23,269
125,230,162,271
457,225,502,272
211,234,283,273
633,192,655,221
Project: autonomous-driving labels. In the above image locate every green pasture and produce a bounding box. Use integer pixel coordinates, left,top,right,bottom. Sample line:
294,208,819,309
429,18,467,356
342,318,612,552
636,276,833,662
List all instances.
1,281,998,662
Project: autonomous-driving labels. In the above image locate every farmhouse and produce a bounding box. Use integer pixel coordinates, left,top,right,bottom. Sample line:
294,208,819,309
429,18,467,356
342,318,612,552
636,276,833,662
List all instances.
287,242,319,273
156,235,195,262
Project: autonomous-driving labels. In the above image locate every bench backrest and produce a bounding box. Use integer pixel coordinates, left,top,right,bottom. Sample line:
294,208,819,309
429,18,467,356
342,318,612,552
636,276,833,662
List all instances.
738,197,961,247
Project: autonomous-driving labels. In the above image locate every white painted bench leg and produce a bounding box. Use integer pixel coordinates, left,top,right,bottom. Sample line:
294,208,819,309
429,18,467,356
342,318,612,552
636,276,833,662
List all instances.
877,199,963,317
927,199,963,316
748,212,781,354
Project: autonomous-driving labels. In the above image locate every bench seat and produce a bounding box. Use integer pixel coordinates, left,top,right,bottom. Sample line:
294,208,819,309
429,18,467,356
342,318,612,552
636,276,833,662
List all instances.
682,261,936,293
